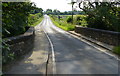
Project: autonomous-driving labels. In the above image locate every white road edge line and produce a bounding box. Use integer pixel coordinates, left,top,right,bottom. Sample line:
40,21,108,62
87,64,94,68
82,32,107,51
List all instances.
67,32,120,61
48,16,119,61
41,20,56,74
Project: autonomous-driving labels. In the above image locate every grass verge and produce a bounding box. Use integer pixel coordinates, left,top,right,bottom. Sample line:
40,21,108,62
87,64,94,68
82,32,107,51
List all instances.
50,16,75,31
113,46,120,56
29,16,43,27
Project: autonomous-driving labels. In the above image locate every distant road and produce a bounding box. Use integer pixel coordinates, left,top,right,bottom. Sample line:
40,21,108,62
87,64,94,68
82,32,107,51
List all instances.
41,15,119,74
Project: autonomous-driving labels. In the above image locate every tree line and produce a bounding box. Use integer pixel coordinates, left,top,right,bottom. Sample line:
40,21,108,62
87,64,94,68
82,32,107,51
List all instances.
44,9,85,15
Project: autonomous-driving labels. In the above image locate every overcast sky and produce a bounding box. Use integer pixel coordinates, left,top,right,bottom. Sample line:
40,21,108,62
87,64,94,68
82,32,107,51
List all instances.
30,0,79,12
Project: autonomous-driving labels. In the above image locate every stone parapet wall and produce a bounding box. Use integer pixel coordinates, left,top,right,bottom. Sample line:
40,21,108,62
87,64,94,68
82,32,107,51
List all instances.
6,27,35,56
75,26,120,46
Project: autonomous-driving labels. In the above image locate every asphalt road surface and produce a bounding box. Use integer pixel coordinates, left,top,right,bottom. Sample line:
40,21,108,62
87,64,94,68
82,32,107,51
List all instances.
5,15,119,75
41,15,119,75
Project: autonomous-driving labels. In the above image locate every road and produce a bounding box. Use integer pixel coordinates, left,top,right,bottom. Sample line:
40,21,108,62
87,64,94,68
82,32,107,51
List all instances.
41,15,119,74
5,15,119,75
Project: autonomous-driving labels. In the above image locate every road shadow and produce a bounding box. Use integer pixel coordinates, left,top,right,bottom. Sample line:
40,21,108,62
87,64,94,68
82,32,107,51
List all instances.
46,26,119,75
3,26,49,75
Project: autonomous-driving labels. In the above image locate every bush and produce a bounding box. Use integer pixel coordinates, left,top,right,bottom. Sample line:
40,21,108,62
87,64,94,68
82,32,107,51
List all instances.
50,16,75,31
76,16,82,21
86,16,108,30
85,3,120,32
67,16,73,23
28,13,42,26
2,39,14,64
113,46,120,56
74,16,82,25
73,15,87,27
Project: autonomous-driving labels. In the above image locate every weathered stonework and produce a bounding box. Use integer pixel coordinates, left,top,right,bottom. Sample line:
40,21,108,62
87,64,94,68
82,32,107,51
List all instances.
6,27,35,57
75,26,120,46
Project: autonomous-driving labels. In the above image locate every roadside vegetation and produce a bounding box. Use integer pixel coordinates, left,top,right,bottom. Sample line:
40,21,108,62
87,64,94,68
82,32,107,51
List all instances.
28,13,43,27
2,2,43,38
50,15,75,31
50,15,87,31
77,2,120,32
113,46,120,56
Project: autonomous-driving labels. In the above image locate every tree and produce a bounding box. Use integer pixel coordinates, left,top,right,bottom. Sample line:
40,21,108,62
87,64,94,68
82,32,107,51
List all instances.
2,2,35,38
53,9,60,15
76,0,120,32
45,9,53,15
30,6,43,14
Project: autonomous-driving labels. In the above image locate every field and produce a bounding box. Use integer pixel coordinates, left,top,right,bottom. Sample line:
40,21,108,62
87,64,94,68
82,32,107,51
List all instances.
50,15,87,31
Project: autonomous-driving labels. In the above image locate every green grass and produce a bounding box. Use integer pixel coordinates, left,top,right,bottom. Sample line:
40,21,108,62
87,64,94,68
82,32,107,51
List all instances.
50,16,75,31
29,16,43,27
50,15,88,31
73,15,87,27
113,46,120,56
54,15,88,27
